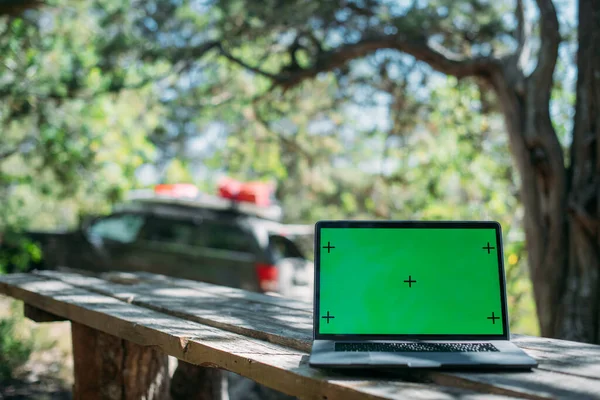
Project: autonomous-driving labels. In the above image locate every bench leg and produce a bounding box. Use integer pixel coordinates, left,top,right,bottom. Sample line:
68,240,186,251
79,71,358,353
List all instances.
170,360,228,400
71,322,170,400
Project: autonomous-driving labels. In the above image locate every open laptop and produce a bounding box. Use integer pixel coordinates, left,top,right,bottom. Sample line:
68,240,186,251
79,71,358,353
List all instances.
309,220,537,369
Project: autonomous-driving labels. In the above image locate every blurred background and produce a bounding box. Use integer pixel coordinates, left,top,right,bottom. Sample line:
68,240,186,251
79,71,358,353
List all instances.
1,0,595,398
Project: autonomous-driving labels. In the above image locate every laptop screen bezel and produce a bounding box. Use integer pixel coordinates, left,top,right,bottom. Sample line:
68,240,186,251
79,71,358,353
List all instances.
313,220,510,341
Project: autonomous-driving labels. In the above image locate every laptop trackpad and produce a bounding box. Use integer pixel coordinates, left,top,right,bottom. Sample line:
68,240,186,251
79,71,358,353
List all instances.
370,353,442,368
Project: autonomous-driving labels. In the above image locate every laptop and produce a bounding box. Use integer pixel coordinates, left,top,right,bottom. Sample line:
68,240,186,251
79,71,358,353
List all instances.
309,220,537,369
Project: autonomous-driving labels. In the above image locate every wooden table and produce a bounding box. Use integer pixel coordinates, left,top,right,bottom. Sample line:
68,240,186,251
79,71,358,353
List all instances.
0,270,599,400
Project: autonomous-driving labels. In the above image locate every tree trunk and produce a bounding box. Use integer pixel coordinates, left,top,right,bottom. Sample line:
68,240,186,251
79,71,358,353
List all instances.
558,0,600,343
490,0,600,344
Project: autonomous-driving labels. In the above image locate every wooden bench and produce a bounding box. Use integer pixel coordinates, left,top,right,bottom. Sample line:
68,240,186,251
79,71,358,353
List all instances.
1,270,599,400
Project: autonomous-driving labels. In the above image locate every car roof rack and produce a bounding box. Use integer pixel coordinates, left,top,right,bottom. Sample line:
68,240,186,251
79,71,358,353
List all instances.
122,189,284,222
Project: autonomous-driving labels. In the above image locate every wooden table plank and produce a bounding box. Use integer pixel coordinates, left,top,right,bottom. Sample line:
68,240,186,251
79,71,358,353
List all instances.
426,369,600,400
0,273,513,400
131,271,313,312
512,335,600,381
38,270,314,351
32,271,600,399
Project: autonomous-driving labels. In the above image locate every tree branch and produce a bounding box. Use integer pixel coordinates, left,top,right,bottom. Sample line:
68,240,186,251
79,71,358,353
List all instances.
142,40,220,63
0,137,36,163
568,199,599,236
514,0,531,70
531,0,560,93
0,147,19,161
515,0,525,51
220,33,497,91
218,46,280,81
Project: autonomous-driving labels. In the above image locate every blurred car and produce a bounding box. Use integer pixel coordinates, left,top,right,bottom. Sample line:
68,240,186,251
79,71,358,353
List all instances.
2,182,313,297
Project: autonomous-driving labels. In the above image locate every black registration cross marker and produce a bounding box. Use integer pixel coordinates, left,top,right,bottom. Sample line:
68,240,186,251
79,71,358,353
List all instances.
322,241,336,253
404,275,416,288
487,312,500,324
322,311,335,324
482,242,496,254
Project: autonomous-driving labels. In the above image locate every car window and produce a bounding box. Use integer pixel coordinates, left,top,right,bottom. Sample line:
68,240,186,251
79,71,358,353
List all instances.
268,235,304,260
138,218,196,245
88,214,144,244
199,222,256,254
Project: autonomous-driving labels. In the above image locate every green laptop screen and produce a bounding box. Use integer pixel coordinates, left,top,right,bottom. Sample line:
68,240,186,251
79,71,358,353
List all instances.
317,226,505,335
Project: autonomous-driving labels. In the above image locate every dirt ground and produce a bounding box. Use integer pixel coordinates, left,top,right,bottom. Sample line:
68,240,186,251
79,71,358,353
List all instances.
0,297,73,399
0,375,71,400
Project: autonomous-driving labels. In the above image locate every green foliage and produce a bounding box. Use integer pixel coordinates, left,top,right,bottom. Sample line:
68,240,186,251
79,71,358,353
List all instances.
0,232,41,274
0,4,162,232
0,302,34,380
164,159,194,184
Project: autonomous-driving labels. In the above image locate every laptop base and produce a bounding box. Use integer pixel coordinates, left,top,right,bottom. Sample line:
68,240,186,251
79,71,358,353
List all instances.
309,340,538,369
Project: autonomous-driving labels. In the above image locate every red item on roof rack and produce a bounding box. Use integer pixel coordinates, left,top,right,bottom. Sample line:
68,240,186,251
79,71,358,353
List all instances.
218,177,274,207
154,184,199,198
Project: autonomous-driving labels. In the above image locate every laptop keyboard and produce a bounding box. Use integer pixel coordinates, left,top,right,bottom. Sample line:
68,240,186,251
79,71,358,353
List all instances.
335,342,499,353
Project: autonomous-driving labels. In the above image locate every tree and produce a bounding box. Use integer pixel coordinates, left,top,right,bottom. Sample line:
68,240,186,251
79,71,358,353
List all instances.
211,0,599,343
1,0,587,341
